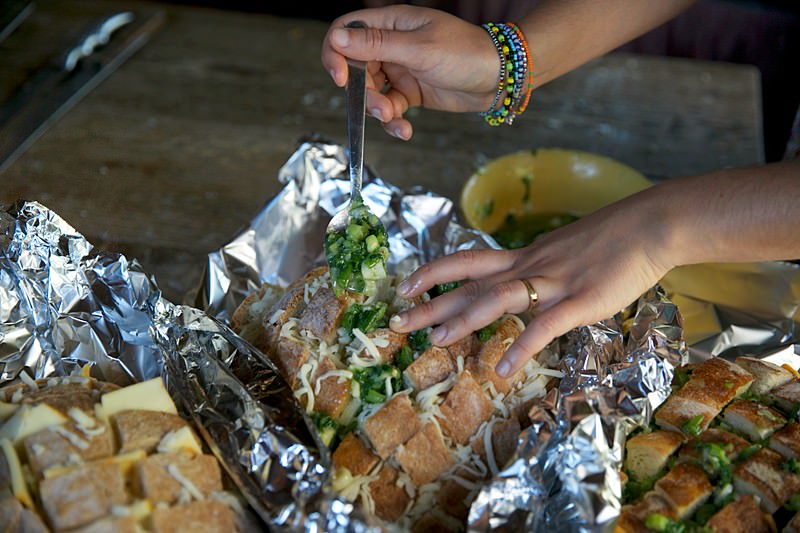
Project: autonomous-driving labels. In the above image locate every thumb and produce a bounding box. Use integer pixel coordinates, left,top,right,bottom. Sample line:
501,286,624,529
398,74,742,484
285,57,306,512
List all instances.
330,26,420,69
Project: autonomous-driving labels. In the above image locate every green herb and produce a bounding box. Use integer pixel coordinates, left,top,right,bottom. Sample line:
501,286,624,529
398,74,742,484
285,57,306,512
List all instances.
786,493,800,512
521,175,532,204
681,414,705,437
408,329,431,352
738,443,762,461
741,389,770,405
789,401,800,421
784,458,800,475
395,345,414,372
490,212,579,249
352,363,404,404
723,381,733,388
696,441,732,475
644,513,672,532
325,196,390,297
340,302,388,335
477,323,498,342
672,369,690,389
692,504,717,526
622,471,659,503
311,412,339,447
433,281,461,296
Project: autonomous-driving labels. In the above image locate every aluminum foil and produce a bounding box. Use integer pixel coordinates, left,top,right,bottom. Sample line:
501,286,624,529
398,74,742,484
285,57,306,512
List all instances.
3,138,797,533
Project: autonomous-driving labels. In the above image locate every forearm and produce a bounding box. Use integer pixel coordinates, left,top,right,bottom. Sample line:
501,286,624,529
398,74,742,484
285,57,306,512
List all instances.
518,0,697,89
648,159,800,268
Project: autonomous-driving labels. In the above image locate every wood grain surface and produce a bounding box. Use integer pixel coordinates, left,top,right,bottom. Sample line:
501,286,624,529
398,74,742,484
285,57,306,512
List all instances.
0,0,764,303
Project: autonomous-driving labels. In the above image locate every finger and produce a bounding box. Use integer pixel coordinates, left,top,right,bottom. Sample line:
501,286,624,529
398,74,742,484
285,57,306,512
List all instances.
328,9,433,68
495,297,589,378
382,117,413,140
430,279,542,345
390,278,491,334
365,89,394,123
397,249,515,298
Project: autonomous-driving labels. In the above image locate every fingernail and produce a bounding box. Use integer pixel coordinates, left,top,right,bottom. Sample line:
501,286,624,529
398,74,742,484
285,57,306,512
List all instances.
331,28,350,47
390,314,406,329
371,107,384,122
496,360,511,378
431,325,448,344
397,278,412,295
329,68,337,82
392,127,406,140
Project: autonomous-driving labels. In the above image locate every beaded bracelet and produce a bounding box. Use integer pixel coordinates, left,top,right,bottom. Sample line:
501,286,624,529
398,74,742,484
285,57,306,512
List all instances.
480,22,533,126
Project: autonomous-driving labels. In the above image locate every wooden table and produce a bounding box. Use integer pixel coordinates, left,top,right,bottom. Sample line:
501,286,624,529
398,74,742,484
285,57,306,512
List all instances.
0,0,764,303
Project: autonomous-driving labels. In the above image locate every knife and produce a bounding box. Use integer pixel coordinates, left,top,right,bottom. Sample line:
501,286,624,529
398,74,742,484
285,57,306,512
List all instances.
0,9,165,175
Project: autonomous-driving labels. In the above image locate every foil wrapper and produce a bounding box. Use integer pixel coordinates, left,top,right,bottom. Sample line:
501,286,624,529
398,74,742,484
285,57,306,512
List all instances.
2,138,798,532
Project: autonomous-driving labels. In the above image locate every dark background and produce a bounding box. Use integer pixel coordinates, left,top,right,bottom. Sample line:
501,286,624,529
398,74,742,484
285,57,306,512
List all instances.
152,0,800,163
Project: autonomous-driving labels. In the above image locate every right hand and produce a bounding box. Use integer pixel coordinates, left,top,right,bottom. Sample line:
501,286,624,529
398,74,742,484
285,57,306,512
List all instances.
321,5,501,140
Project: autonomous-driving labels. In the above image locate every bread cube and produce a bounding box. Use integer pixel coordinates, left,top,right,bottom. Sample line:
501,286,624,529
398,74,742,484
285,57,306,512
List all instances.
467,317,524,394
0,497,48,533
446,333,479,361
150,500,236,533
653,463,713,518
362,393,420,459
768,420,800,459
735,356,795,395
112,409,189,454
312,356,351,420
135,452,222,505
24,420,115,476
706,495,777,533
653,394,717,436
437,371,494,445
69,516,140,533
39,462,128,531
297,287,349,343
722,399,786,441
733,447,800,513
624,430,684,482
365,328,407,363
677,428,749,463
404,346,456,391
767,379,800,414
368,464,411,522
274,337,311,388
332,432,379,477
395,421,454,486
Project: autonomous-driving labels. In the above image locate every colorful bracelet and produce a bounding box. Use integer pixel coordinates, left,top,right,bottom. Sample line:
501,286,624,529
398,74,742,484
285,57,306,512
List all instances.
480,22,533,126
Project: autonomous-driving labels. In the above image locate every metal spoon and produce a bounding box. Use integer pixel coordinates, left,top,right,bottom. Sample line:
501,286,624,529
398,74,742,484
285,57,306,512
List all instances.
324,21,389,296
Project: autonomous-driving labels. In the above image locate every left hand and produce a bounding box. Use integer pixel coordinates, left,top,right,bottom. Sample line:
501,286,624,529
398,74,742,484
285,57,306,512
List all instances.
388,192,672,377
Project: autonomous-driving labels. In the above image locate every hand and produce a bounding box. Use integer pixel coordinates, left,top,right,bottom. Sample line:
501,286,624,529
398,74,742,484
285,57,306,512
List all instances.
388,191,672,377
321,5,500,140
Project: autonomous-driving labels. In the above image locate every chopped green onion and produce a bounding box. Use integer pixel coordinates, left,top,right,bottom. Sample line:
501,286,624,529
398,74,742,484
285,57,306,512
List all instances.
644,513,672,532
681,414,704,436
395,345,414,371
408,329,431,352
477,323,498,342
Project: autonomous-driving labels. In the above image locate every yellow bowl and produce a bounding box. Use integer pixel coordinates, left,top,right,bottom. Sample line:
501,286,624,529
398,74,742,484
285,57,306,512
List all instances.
460,148,651,234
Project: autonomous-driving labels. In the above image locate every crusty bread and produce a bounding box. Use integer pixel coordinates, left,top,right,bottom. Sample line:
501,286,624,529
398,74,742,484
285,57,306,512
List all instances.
624,429,685,482
362,393,420,459
229,282,283,351
722,399,786,441
436,371,494,445
332,432,379,477
404,346,457,391
653,463,713,519
467,316,525,394
395,421,453,486
733,448,800,514
369,464,411,522
706,495,777,533
735,356,795,395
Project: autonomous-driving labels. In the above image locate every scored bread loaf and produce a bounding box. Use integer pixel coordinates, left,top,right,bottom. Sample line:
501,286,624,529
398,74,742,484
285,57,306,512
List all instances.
232,266,560,531
0,373,243,533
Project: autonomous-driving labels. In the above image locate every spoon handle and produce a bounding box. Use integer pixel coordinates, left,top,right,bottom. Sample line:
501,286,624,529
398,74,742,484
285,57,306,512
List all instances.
345,20,367,201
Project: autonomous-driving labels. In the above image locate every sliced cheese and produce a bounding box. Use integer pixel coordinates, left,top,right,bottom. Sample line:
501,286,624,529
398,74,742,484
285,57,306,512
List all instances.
157,426,203,456
0,401,18,422
0,438,34,508
100,377,177,419
43,448,146,479
0,403,68,444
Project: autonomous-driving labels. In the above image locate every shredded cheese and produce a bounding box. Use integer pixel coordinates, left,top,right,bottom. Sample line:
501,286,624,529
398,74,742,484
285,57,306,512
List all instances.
68,407,106,438
19,372,38,391
483,417,499,475
53,425,89,450
294,360,320,413
314,370,352,395
167,464,205,501
352,328,381,361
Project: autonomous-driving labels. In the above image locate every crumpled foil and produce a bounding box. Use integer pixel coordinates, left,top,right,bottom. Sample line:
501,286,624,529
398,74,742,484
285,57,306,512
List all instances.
2,138,797,533
189,138,689,532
